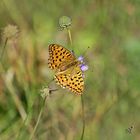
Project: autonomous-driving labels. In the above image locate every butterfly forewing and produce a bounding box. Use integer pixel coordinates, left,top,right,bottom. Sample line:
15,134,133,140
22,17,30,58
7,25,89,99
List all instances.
48,44,75,70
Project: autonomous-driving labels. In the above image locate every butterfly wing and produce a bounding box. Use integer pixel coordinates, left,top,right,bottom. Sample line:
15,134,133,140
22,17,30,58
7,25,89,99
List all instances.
54,67,84,94
48,44,75,70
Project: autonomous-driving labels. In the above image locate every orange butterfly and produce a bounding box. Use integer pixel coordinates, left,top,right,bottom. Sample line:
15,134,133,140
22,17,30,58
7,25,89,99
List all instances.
48,44,88,95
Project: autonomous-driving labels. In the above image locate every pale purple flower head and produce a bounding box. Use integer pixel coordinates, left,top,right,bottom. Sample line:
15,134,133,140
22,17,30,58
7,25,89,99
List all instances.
78,56,84,62
78,56,88,72
80,64,88,72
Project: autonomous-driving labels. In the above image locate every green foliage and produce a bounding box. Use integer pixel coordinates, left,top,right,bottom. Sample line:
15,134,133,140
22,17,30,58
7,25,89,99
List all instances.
0,0,140,140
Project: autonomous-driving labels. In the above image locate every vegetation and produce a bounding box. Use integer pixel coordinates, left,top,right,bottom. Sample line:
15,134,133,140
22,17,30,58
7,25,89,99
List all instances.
0,0,140,140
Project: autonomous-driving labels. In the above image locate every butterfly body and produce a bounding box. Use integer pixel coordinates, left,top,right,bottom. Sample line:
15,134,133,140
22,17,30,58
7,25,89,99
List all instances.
48,44,85,95
58,60,80,73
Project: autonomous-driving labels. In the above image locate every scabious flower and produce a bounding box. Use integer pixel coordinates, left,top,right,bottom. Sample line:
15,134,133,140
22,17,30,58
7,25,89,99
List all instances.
78,56,88,72
59,16,72,30
80,64,88,72
40,86,50,99
2,24,19,40
78,56,84,62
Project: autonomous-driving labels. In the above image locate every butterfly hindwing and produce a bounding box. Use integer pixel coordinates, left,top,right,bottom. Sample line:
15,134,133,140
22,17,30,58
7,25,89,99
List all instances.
54,67,84,94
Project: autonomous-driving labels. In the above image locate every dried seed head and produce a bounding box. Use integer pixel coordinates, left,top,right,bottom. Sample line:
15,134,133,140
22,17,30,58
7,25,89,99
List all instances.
2,24,19,40
40,86,50,99
59,16,72,29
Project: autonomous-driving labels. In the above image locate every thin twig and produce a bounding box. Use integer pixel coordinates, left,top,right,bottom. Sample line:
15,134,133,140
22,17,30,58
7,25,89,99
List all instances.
0,38,8,61
67,27,73,46
29,96,47,140
80,95,85,140
16,114,30,139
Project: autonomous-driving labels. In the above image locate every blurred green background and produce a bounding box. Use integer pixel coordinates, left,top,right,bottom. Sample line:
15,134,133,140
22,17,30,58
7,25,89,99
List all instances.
0,0,140,140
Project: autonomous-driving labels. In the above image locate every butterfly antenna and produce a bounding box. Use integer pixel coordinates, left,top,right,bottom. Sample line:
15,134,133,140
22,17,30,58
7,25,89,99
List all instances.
81,46,90,59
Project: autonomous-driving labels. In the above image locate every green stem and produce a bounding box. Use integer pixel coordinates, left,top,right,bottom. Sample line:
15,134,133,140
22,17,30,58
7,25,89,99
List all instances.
16,113,30,140
0,38,8,61
29,96,47,140
80,95,85,140
67,27,73,46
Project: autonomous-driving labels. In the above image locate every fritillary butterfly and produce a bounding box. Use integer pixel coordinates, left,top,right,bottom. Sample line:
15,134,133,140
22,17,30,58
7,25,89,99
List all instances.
48,44,87,95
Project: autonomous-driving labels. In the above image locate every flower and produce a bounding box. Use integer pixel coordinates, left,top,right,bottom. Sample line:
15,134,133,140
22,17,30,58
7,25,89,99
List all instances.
78,56,84,62
80,64,88,72
78,56,88,72
59,16,72,29
2,24,19,40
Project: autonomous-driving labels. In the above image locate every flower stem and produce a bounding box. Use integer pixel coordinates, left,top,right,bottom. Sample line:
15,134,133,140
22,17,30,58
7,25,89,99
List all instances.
80,95,85,140
67,27,73,46
0,38,8,61
29,96,47,140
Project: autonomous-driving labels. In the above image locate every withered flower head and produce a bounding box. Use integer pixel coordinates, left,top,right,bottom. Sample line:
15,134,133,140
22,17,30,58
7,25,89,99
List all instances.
2,24,19,40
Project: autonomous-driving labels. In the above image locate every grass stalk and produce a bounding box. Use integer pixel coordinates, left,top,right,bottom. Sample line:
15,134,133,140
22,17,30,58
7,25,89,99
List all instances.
29,96,47,140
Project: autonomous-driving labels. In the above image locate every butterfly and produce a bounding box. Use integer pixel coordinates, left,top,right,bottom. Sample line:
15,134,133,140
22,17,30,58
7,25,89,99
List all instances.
48,44,88,95
125,126,134,134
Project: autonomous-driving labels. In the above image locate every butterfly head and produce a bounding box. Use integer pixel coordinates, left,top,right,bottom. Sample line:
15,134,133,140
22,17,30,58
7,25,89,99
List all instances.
78,56,88,72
